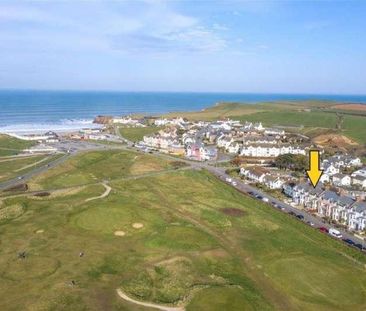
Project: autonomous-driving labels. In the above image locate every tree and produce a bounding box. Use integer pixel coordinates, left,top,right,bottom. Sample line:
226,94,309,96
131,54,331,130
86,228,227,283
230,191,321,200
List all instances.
274,154,308,172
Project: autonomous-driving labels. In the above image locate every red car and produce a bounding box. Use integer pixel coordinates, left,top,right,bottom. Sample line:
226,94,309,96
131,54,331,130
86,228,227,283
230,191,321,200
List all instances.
318,227,328,233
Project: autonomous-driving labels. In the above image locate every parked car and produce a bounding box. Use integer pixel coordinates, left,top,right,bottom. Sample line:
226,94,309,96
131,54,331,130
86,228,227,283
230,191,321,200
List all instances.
354,243,364,251
342,239,355,246
318,227,328,233
296,214,304,220
307,221,315,227
288,211,296,216
232,181,237,186
225,177,232,183
262,197,269,203
329,228,342,239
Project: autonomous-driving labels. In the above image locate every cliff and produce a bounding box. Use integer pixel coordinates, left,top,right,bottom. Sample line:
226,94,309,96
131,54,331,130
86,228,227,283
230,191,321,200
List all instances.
93,115,113,124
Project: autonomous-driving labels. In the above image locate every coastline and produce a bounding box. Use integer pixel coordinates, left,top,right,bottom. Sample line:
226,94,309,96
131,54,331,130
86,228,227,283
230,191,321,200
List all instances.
1,91,366,135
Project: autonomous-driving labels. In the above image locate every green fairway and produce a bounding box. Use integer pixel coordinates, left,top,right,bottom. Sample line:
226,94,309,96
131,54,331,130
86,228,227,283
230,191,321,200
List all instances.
30,149,176,189
0,135,36,156
0,150,366,310
119,126,163,142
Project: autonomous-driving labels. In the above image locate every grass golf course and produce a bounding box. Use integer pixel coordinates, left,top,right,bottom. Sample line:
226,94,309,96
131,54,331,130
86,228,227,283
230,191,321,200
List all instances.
0,135,36,157
1,149,366,311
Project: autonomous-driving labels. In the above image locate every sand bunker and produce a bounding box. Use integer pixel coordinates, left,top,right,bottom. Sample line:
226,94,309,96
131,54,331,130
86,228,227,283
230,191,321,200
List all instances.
114,231,126,236
36,229,44,234
132,223,144,229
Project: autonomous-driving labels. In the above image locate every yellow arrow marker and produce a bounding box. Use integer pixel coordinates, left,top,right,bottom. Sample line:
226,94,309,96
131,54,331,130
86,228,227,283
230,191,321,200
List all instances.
306,150,323,188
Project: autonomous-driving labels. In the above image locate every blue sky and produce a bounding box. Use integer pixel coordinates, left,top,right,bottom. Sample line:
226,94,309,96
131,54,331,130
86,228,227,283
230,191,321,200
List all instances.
0,0,365,94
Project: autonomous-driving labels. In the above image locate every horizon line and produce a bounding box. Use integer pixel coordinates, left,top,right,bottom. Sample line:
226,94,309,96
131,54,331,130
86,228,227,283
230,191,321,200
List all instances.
0,88,366,97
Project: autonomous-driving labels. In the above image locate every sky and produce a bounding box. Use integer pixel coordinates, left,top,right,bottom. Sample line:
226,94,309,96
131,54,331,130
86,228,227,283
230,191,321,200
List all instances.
0,0,365,94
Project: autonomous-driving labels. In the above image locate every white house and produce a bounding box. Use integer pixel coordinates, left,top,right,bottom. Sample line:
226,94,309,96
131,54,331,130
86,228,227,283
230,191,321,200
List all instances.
263,176,284,189
322,162,340,176
348,202,366,232
240,166,269,183
332,173,352,187
227,142,241,154
264,128,285,136
240,144,306,158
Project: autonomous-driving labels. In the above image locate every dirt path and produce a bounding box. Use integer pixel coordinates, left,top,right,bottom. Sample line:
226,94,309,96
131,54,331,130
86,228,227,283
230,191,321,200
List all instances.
116,289,185,311
85,182,111,202
14,156,50,172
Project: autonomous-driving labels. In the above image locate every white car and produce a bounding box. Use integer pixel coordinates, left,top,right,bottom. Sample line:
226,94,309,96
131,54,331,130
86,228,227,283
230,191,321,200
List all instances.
262,197,269,203
329,228,342,239
232,181,237,186
225,177,232,183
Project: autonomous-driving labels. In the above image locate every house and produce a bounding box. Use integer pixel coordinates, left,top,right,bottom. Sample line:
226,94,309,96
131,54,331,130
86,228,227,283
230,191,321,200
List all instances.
352,168,366,178
331,173,351,187
292,183,323,210
186,143,217,161
322,162,339,176
240,166,269,183
243,135,277,145
264,128,285,137
317,190,354,221
201,146,218,161
112,116,145,127
348,202,366,232
240,144,306,158
320,173,330,183
80,128,102,135
283,182,296,198
318,190,339,217
263,175,284,189
253,122,264,131
227,142,240,154
327,154,362,168
353,175,366,189
216,134,233,149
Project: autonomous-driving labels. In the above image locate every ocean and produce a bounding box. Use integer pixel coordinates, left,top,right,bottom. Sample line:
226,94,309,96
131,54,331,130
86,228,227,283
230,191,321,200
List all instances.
0,90,365,134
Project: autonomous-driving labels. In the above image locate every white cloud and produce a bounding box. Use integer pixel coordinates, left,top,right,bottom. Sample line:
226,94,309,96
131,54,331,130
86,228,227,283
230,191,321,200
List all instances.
0,1,228,54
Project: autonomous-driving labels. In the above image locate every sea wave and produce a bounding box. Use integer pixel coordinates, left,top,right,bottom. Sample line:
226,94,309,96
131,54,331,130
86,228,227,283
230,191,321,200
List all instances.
0,119,101,134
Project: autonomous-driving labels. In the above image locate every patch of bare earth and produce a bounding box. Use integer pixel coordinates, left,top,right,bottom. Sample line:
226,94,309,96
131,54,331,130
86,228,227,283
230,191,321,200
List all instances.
332,104,366,112
313,134,359,147
220,208,246,217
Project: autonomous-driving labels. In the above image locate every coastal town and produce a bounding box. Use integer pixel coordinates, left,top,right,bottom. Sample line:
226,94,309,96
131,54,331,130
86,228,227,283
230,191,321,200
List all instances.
5,112,366,245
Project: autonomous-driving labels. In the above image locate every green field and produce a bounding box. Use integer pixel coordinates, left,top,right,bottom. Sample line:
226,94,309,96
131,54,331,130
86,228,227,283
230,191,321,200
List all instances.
30,149,181,190
1,149,366,310
119,126,163,142
0,135,37,156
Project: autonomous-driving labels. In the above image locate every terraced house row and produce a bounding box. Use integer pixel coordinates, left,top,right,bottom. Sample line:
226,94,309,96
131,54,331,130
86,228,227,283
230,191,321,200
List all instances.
284,182,366,232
